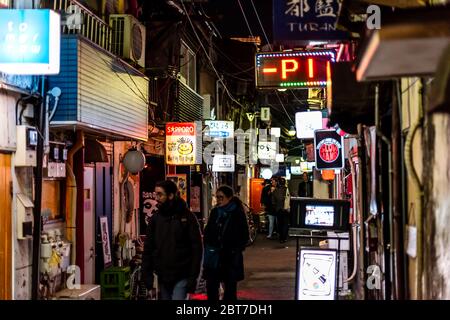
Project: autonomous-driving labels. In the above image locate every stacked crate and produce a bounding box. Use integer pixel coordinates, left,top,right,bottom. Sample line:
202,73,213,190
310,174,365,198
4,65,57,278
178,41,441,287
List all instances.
100,266,131,300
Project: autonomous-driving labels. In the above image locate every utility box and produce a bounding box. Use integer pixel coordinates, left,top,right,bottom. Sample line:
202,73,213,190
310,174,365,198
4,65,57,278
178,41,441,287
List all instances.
17,193,33,239
15,125,37,167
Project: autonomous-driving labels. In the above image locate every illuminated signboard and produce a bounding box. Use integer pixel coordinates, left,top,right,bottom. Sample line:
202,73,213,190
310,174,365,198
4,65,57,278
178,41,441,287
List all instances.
212,155,235,172
205,120,234,138
295,111,323,139
0,9,60,75
255,50,334,89
166,122,197,165
314,129,344,170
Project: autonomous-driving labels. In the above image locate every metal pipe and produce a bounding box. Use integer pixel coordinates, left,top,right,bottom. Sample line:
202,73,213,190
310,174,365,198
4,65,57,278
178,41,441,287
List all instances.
31,76,45,300
346,151,359,283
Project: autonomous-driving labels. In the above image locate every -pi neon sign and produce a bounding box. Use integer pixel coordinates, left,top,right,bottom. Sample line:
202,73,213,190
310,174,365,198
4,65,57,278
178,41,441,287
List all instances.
256,50,335,89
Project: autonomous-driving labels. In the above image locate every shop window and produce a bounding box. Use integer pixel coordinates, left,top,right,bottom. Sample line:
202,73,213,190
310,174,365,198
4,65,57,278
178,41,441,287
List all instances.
180,41,197,91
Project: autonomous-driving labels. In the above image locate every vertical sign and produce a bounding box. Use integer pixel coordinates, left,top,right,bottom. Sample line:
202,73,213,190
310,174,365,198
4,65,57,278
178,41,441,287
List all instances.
314,129,344,170
273,0,348,42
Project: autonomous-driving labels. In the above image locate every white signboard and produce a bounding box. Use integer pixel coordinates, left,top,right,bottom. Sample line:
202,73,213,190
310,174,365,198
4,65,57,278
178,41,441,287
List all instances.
212,155,235,172
205,120,234,138
295,111,323,139
298,249,336,300
258,141,277,160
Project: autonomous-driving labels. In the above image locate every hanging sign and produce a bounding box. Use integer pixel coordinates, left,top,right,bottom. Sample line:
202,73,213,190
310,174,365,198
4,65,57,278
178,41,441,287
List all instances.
314,129,344,170
295,111,323,139
273,0,348,42
260,107,271,121
212,155,235,172
255,50,334,89
0,9,60,75
205,120,234,138
166,122,197,165
258,141,277,160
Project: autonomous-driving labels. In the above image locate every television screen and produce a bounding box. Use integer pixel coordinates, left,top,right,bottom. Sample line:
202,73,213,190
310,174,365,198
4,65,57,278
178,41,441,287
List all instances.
289,198,350,231
304,205,335,227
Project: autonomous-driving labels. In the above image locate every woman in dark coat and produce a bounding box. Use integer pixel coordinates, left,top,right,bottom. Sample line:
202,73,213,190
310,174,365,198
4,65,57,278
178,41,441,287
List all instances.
203,185,249,301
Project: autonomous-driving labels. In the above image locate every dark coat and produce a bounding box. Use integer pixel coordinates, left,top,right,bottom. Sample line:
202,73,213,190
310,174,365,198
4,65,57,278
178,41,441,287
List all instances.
142,197,203,289
203,198,249,282
271,185,287,214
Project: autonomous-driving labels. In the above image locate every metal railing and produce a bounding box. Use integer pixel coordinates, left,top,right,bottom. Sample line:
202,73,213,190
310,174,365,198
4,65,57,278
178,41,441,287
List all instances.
46,0,112,52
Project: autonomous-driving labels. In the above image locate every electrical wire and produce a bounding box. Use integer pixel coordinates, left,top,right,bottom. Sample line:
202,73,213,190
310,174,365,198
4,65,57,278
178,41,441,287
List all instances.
179,0,243,108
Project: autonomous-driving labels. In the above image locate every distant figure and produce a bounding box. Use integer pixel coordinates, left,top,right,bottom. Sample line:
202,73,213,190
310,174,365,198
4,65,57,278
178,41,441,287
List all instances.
298,172,313,197
265,178,278,239
272,178,289,243
143,180,203,300
203,185,249,301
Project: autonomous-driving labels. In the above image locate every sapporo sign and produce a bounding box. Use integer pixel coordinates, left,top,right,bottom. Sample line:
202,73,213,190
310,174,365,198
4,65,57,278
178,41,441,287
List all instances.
166,122,197,165
314,129,344,170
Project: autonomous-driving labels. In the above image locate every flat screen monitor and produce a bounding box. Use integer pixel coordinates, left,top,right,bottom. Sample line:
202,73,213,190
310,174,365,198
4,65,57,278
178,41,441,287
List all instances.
290,198,350,231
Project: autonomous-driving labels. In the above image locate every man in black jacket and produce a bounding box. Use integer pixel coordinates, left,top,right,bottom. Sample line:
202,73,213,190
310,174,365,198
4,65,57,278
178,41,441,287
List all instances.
143,180,203,300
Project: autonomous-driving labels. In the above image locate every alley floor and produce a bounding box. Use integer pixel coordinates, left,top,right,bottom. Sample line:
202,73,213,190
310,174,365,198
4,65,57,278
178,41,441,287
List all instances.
237,235,297,300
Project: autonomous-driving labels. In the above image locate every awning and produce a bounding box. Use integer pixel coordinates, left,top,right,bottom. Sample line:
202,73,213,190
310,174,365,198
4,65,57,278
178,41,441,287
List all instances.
356,6,450,81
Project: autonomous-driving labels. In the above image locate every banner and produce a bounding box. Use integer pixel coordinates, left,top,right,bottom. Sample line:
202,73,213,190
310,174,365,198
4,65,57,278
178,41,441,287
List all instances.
273,0,348,42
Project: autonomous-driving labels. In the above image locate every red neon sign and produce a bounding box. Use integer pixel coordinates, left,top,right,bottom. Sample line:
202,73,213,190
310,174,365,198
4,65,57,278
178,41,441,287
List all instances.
255,50,334,89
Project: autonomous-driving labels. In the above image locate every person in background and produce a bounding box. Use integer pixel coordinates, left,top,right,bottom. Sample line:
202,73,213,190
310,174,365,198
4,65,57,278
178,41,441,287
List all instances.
260,179,273,237
298,172,313,197
276,178,290,243
142,180,203,300
265,178,278,239
203,185,249,301
272,179,287,243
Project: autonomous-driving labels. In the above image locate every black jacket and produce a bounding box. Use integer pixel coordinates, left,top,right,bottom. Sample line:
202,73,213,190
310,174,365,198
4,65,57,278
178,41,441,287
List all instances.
203,198,249,281
260,184,273,211
142,198,202,289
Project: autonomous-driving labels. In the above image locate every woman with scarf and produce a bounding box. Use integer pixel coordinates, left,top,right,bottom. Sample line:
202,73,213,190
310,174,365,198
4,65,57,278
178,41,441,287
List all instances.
203,185,250,301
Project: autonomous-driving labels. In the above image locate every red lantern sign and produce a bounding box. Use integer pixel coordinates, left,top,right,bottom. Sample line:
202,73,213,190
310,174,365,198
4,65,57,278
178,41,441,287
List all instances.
314,129,344,170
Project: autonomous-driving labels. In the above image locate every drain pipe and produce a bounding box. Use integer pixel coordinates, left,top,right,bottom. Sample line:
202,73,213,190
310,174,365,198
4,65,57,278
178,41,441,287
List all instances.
345,150,360,283
31,76,45,300
66,131,84,265
404,80,424,299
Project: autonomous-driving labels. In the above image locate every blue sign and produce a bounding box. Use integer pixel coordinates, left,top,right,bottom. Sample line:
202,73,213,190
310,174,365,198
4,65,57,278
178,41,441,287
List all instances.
273,0,348,42
0,9,60,75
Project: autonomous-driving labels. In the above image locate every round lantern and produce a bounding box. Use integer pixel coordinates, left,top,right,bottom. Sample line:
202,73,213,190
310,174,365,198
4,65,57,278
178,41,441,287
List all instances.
122,148,146,174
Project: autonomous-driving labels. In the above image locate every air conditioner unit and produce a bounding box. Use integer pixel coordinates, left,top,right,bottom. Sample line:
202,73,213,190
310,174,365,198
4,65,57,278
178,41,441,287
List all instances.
109,14,146,68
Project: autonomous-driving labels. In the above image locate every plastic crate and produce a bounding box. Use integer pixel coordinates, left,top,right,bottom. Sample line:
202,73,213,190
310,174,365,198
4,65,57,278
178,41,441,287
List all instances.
100,266,131,300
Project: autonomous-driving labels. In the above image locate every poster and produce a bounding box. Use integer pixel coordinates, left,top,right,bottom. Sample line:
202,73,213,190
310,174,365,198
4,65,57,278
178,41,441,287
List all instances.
100,216,112,267
167,174,188,202
297,249,336,300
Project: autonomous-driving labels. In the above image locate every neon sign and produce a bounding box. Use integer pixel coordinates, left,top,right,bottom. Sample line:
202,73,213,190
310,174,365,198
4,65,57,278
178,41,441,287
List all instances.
255,50,335,89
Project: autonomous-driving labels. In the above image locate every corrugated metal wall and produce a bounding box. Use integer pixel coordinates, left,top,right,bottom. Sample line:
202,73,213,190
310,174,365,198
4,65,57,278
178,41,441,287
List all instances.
175,80,203,122
48,36,78,122
49,35,149,141
78,38,148,140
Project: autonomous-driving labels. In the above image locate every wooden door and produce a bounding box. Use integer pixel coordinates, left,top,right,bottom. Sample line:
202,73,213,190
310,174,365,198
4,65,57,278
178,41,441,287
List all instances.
249,178,264,213
0,153,12,299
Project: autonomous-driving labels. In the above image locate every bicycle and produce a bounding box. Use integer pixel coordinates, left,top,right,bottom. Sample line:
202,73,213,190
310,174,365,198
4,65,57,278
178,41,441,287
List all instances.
242,203,258,246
